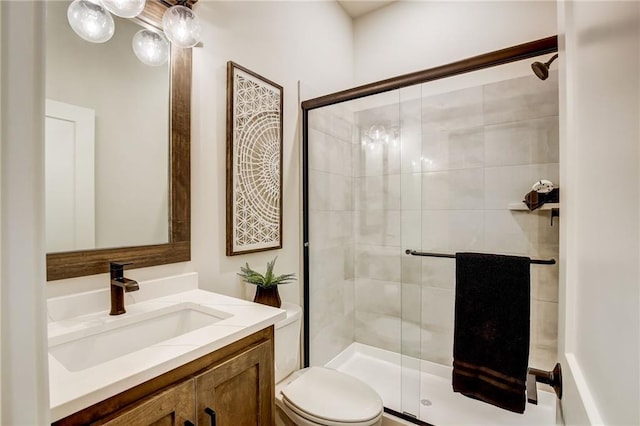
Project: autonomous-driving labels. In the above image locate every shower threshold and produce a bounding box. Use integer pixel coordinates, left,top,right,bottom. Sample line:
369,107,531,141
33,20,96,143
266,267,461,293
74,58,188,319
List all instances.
325,343,556,426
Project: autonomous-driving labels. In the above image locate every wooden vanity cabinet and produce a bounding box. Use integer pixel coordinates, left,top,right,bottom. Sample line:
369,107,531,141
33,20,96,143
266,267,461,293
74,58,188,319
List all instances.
195,340,274,425
92,380,196,426
53,327,275,426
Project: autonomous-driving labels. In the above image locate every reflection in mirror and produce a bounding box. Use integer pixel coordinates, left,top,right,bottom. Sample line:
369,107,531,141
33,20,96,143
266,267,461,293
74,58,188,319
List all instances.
45,1,169,253
47,0,195,281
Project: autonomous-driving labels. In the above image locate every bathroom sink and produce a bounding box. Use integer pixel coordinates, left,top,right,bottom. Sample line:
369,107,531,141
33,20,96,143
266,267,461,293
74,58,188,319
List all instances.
49,304,230,372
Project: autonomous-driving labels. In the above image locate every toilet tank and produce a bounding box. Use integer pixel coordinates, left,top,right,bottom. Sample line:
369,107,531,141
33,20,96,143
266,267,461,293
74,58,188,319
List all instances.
274,303,302,383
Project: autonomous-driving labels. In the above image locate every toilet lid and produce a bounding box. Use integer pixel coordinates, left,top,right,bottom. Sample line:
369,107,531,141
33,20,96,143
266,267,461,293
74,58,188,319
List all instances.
281,367,383,424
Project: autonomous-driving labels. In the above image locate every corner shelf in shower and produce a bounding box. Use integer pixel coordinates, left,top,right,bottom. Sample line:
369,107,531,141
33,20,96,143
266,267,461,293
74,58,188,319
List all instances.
508,202,560,211
508,202,560,225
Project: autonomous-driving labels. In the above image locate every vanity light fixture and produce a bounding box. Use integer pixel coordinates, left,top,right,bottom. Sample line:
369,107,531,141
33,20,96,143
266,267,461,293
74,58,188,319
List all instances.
66,0,201,65
162,3,202,49
67,0,115,43
132,29,170,66
101,0,147,18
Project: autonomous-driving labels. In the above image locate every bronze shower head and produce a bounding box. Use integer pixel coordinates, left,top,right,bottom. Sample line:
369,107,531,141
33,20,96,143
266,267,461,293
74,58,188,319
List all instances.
531,54,558,80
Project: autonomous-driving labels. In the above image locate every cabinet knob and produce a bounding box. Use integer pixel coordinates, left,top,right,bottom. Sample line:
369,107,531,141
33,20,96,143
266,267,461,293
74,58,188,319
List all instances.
204,407,217,426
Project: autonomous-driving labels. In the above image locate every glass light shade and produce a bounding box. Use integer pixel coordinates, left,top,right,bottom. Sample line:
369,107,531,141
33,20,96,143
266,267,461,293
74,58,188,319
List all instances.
162,5,201,48
368,124,387,142
132,29,169,67
67,0,115,43
101,0,146,18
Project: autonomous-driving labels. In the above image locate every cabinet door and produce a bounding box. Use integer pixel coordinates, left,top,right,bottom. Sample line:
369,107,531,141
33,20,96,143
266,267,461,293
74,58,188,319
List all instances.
196,340,274,426
93,380,196,426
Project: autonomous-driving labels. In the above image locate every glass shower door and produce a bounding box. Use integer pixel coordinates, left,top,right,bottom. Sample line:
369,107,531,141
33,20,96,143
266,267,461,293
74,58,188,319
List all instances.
352,90,406,413
398,84,423,420
306,86,426,421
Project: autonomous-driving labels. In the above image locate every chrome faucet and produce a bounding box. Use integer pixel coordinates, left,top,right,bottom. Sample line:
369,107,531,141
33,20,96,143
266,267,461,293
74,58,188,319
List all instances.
109,262,139,315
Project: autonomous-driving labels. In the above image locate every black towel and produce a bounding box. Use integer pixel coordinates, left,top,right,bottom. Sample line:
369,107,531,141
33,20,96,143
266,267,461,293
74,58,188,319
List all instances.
524,188,559,211
452,252,531,414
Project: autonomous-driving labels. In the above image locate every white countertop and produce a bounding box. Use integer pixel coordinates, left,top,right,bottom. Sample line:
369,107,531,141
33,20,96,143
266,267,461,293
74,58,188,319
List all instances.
47,273,286,421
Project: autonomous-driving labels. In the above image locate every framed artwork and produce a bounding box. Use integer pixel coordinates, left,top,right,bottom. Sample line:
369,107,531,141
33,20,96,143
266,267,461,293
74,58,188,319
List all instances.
226,61,283,256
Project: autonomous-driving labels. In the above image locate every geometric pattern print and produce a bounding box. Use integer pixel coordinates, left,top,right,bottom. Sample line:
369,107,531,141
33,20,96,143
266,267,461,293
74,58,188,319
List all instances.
233,71,281,250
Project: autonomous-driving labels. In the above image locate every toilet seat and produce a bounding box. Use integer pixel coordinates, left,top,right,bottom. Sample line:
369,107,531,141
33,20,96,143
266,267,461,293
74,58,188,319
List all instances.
280,367,383,426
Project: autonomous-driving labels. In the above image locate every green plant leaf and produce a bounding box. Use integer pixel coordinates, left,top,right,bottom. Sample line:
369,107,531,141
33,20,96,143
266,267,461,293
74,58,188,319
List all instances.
237,257,296,288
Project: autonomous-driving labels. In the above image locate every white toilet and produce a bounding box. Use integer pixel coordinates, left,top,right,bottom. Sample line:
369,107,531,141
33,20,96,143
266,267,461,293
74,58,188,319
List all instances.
274,303,384,426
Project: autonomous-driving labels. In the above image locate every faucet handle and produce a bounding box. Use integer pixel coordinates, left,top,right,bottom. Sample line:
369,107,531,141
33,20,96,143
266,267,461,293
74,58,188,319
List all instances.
109,261,133,278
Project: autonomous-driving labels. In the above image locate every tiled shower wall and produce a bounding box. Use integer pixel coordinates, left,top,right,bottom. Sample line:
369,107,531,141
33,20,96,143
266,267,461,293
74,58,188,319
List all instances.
307,103,356,367
352,72,560,370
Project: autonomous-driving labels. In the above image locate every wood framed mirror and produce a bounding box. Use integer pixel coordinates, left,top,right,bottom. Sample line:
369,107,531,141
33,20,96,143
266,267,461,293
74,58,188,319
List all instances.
46,0,193,281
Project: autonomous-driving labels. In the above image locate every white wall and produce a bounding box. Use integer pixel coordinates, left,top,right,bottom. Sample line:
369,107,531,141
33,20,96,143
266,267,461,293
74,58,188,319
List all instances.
558,1,640,424
1,2,50,424
190,1,353,302
353,1,557,85
47,2,354,306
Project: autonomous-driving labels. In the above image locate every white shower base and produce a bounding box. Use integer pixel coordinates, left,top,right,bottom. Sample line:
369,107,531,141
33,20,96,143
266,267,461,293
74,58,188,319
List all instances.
325,343,556,426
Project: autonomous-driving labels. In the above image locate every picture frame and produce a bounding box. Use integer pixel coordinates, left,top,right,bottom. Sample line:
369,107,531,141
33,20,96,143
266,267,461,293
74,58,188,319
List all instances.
226,61,284,256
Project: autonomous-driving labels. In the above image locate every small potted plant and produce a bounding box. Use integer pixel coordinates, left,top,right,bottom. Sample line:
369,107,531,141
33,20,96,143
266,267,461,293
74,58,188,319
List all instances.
238,257,296,308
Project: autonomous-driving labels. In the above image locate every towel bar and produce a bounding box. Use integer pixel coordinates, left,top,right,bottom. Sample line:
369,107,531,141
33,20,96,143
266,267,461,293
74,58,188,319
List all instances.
405,249,556,265
527,363,562,405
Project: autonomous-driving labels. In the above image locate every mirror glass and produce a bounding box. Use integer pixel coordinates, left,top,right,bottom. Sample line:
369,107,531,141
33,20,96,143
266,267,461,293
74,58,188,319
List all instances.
45,1,169,253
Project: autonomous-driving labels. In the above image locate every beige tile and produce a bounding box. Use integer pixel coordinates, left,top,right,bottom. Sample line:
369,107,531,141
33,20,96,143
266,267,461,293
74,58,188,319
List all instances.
355,310,401,353
534,300,558,349
327,109,355,143
483,72,559,125
421,257,456,290
309,278,347,337
401,282,422,324
420,328,454,366
529,344,558,371
484,163,559,210
334,138,354,177
355,174,401,211
401,319,423,359
422,126,485,172
400,129,423,174
421,210,484,252
309,169,330,211
401,255,422,286
422,168,485,210
354,278,401,317
356,210,401,247
355,244,402,282
484,117,559,167
308,129,330,172
401,210,421,250
344,243,355,281
401,173,422,210
310,314,355,366
344,277,355,314
351,143,363,177
531,262,559,303
422,86,483,131
483,210,532,255
309,211,352,250
328,174,352,211
421,287,455,333
357,141,386,177
309,246,345,288
308,108,330,134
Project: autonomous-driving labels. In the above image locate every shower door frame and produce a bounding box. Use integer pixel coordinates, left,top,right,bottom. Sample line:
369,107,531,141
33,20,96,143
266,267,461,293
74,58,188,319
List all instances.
301,35,558,424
